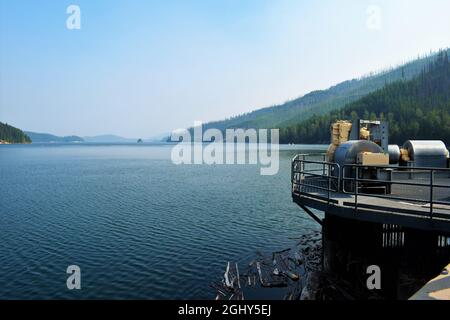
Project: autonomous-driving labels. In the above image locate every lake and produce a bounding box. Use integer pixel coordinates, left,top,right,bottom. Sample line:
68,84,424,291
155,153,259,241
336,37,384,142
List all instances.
0,143,326,299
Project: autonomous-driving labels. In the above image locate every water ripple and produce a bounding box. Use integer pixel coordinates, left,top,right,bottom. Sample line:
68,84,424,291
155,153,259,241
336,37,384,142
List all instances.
0,144,323,299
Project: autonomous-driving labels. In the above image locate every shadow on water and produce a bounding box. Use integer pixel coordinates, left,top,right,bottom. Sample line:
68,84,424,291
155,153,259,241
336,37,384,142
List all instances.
320,214,450,300
213,215,450,300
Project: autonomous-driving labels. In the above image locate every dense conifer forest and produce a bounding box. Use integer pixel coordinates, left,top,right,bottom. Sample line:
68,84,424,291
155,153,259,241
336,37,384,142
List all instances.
279,51,450,145
0,122,31,144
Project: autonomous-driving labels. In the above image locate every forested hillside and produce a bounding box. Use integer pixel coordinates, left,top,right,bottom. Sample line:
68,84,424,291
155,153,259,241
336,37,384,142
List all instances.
0,122,31,144
202,50,448,133
279,51,450,144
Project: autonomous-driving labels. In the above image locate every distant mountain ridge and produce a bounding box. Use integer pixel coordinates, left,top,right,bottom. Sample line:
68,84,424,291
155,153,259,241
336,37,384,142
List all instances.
83,134,167,143
83,135,137,143
200,49,450,134
25,131,84,143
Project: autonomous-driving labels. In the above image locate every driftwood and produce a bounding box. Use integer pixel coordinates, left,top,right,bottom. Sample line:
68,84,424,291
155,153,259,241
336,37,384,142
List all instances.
212,232,324,300
224,262,233,288
273,250,300,281
235,263,241,289
212,262,246,300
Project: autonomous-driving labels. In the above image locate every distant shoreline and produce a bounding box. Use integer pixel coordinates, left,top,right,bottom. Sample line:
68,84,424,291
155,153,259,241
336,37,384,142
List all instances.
0,141,328,147
0,140,31,145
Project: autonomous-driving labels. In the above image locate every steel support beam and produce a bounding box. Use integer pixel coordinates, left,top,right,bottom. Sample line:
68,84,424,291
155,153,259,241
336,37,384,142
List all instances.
299,204,323,226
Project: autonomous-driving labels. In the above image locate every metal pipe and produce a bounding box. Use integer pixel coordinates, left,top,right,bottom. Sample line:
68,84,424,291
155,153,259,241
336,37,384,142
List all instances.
430,170,434,219
354,167,359,212
328,163,331,203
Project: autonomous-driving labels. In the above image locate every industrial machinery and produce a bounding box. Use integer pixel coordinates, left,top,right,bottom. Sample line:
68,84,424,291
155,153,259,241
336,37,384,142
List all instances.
388,144,401,165
400,140,449,168
327,119,389,165
327,119,450,194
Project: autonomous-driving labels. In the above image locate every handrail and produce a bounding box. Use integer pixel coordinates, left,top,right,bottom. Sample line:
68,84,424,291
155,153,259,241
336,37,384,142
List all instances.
341,164,450,219
292,154,450,220
340,163,450,172
291,158,340,205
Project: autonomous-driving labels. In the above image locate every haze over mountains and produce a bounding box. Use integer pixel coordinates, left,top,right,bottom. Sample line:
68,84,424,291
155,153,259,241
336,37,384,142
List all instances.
200,49,449,134
83,135,137,143
83,134,169,143
25,133,163,143
2,48,449,145
25,131,84,143
22,133,168,144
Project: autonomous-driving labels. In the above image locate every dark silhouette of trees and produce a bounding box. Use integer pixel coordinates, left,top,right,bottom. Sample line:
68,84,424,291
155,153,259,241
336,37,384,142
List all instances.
0,122,31,143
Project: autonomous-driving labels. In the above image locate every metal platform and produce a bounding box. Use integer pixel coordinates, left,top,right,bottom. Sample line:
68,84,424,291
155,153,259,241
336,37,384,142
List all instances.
292,154,450,234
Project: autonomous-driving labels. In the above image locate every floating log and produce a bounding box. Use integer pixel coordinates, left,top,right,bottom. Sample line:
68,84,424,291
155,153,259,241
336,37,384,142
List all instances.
235,263,241,289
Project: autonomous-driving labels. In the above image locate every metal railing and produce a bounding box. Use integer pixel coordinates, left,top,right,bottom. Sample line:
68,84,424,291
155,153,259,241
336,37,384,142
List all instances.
341,164,450,218
292,154,450,220
291,154,340,204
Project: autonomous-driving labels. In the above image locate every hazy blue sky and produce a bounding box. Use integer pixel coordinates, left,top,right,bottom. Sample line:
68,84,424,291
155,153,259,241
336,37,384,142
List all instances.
1,0,449,137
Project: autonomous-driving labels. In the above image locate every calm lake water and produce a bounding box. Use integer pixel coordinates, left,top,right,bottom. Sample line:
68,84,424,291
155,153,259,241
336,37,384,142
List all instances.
0,143,326,299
